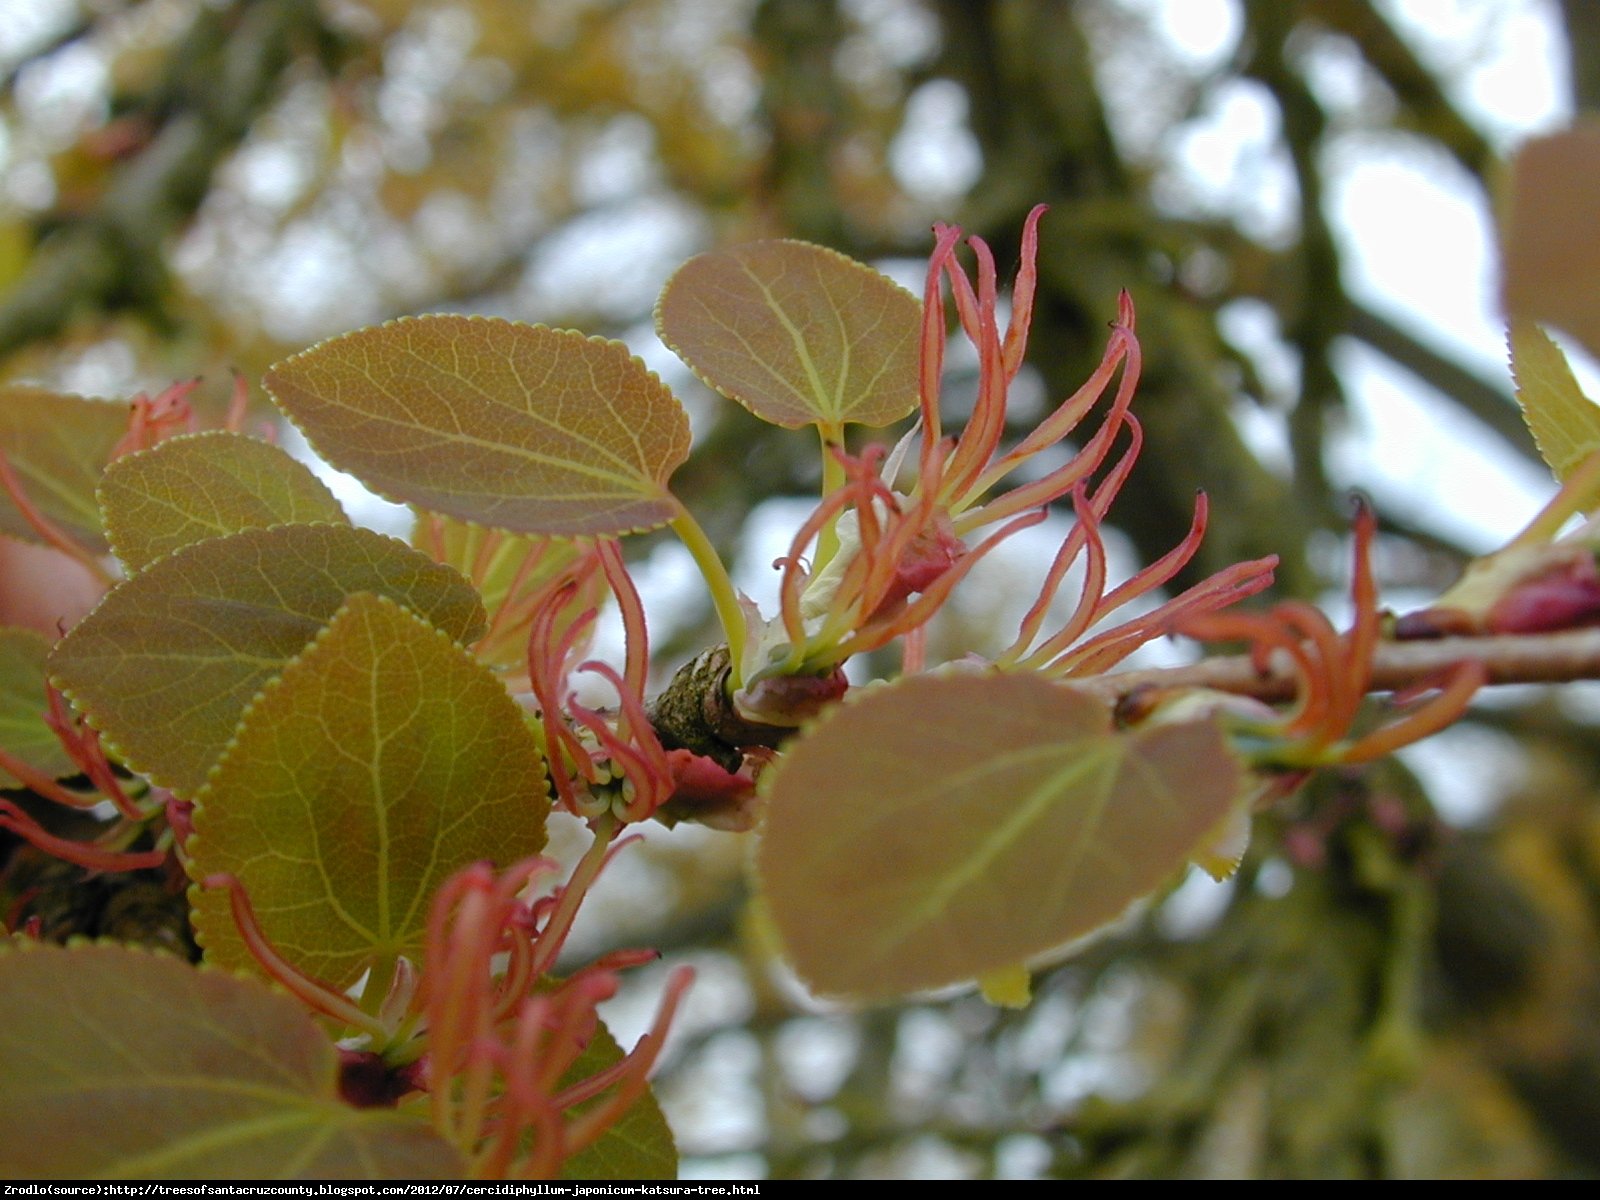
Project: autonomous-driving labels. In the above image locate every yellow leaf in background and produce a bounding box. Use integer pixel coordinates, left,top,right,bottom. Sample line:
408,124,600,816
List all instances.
1508,321,1600,509
0,221,28,294
978,963,1033,1009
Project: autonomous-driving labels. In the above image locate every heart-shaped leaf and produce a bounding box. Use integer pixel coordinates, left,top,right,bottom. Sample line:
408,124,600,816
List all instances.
265,316,691,537
656,239,921,430
50,523,485,795
0,942,463,1179
0,627,75,786
188,592,549,988
757,671,1246,1001
99,431,348,571
0,386,128,552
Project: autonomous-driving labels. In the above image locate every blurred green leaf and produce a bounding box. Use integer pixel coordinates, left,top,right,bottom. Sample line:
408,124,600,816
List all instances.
0,387,127,553
560,1017,678,1180
0,627,75,786
0,942,463,1179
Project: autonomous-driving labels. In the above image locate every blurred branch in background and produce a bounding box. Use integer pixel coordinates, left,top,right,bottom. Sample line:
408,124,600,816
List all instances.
0,0,336,361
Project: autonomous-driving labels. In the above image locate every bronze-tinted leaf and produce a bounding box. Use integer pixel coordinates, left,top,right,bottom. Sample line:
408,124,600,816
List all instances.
657,240,920,430
99,431,348,571
265,316,691,537
757,672,1246,1001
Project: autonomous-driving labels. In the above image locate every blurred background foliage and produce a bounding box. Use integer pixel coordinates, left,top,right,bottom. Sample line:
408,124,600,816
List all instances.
2,0,1599,1179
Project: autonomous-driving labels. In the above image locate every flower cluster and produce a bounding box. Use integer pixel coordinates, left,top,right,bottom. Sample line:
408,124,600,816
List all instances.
524,539,756,827
205,838,691,1179
1181,501,1485,771
416,853,691,1178
744,206,1275,695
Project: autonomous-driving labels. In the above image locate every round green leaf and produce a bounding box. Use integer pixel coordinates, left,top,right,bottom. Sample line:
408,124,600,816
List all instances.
264,316,691,537
757,672,1247,1001
99,430,348,572
0,627,75,786
656,239,921,429
0,942,463,1179
50,523,486,795
188,592,549,988
0,386,128,552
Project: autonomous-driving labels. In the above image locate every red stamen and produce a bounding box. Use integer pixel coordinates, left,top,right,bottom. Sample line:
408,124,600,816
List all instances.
918,225,964,484
960,321,1141,530
1001,206,1047,378
0,450,114,585
0,743,100,810
1015,486,1110,667
981,318,1132,482
596,539,650,705
1057,556,1277,678
1341,662,1486,763
1097,491,1210,616
561,965,693,1156
939,240,1011,505
0,800,166,873
829,508,1046,662
202,871,387,1037
45,684,143,821
225,370,250,433
525,564,603,812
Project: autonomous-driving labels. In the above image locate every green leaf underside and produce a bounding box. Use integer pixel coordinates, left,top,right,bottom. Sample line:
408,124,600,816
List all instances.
559,1017,678,1180
188,592,549,989
99,430,349,572
49,523,486,796
0,943,462,1179
757,672,1246,1001
264,316,691,537
0,386,128,552
1509,322,1600,495
0,627,75,785
410,511,587,671
656,239,921,430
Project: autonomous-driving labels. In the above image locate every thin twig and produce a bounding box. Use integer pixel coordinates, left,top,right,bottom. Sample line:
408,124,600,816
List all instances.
1072,629,1600,705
